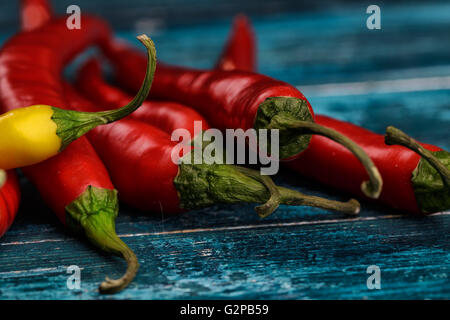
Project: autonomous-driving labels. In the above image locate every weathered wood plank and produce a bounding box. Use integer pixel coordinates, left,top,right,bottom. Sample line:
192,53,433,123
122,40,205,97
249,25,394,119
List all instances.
111,2,450,83
1,211,448,299
307,90,450,149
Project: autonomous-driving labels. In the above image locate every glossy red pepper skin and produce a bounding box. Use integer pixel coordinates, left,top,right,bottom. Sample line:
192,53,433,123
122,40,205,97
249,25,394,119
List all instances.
79,14,249,136
76,59,210,136
22,138,115,222
20,0,52,31
90,120,182,214
286,117,441,213
63,84,183,214
0,16,110,110
0,171,21,238
103,43,313,141
73,63,367,218
216,14,256,72
215,16,446,214
73,60,207,212
66,84,329,217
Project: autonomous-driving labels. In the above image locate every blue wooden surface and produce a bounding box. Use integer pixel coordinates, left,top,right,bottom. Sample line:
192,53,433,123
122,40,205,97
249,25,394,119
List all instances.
0,1,449,299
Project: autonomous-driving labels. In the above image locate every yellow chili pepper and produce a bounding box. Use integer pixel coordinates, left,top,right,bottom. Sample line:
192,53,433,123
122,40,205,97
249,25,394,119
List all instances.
0,106,60,169
0,34,155,170
0,169,5,188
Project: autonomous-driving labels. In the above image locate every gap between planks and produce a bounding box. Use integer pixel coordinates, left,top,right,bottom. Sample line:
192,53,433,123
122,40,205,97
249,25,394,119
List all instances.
2,211,449,247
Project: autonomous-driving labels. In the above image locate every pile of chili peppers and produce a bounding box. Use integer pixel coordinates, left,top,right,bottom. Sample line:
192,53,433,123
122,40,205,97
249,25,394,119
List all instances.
0,0,448,294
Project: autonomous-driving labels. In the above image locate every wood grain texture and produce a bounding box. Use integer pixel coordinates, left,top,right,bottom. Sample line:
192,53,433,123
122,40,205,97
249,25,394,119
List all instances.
0,1,449,299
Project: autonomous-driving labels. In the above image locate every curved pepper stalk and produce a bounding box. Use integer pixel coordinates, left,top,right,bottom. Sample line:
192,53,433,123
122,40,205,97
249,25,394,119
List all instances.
175,161,361,217
385,126,450,213
174,137,361,218
255,97,383,199
52,34,156,151
66,186,139,294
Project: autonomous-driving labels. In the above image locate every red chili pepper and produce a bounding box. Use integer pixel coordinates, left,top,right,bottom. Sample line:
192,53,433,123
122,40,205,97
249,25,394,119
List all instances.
103,38,383,201
65,81,361,218
0,171,21,238
75,15,249,136
215,14,256,72
215,14,256,73
20,0,52,31
104,42,310,145
288,121,449,214
0,11,155,293
76,58,210,135
0,16,110,109
216,15,450,214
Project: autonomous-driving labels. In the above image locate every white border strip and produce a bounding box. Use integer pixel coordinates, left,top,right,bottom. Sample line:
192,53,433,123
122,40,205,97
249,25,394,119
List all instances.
298,76,450,97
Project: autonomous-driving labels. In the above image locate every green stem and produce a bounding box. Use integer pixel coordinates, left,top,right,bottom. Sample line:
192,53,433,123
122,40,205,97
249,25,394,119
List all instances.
234,166,281,217
174,161,361,218
92,35,156,122
52,34,156,150
254,96,314,159
65,186,139,294
385,126,450,188
268,114,383,199
96,232,139,294
0,170,6,188
85,216,139,294
279,187,360,216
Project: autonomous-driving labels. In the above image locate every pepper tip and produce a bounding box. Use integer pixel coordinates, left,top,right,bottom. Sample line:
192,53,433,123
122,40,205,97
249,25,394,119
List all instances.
136,34,154,49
